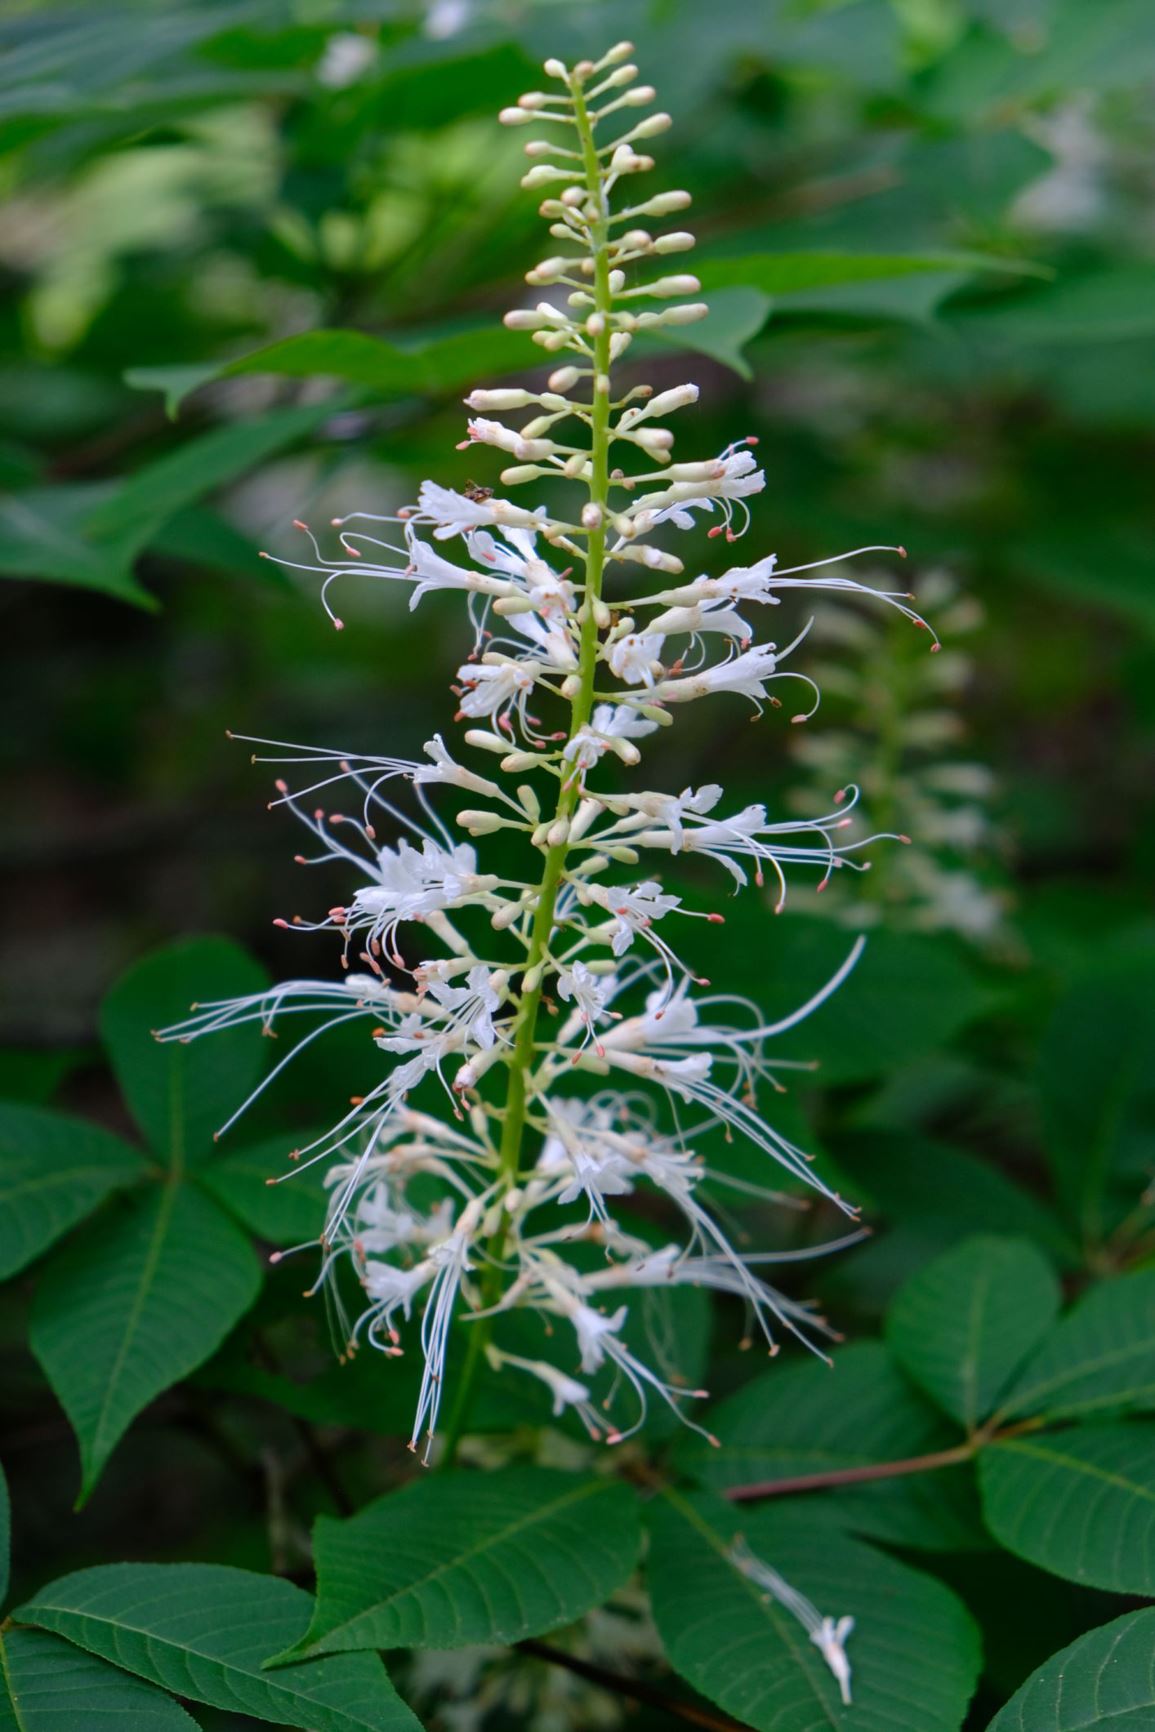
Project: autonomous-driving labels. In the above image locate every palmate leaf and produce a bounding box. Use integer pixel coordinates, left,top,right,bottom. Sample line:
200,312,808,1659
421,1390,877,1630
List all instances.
979,1422,1155,1594
100,937,268,1170
0,1102,146,1280
996,1268,1155,1424
886,1237,1060,1430
29,1185,261,1502
289,1467,643,1658
988,1606,1155,1730
14,1564,419,1732
198,1131,330,1248
0,1626,201,1731
674,1342,983,1550
646,1490,981,1732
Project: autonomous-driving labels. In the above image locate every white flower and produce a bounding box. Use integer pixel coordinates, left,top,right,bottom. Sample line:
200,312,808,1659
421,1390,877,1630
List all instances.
646,599,753,642
561,703,660,775
571,1301,628,1374
607,632,665,688
588,880,682,955
468,524,575,617
557,961,612,1043
453,657,537,722
341,837,496,955
730,1541,854,1706
416,480,500,538
656,642,784,707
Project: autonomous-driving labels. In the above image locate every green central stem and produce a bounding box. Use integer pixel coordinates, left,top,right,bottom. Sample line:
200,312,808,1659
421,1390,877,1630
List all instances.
439,79,612,1467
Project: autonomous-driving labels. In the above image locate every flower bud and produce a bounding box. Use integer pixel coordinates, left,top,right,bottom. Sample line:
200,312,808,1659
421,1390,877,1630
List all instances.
631,112,671,137
548,365,582,392
654,230,696,253
500,464,549,485
645,383,700,418
499,107,533,126
581,502,603,530
622,85,656,105
465,388,537,410
518,91,551,109
654,302,709,325
597,40,635,68
503,308,547,330
456,809,505,835
526,256,569,284
542,57,567,79
633,427,673,459
521,164,576,188
619,543,684,573
643,274,701,298
633,189,692,215
463,729,510,755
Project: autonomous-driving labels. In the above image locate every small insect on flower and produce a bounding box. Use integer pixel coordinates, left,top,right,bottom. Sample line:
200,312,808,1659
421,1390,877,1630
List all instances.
157,37,937,1470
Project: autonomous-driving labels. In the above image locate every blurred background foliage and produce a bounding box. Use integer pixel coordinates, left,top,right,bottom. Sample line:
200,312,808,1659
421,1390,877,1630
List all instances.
2,0,1155,1726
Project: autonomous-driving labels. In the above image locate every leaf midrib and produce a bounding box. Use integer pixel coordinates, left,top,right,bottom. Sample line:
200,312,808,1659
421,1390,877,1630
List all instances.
994,1437,1155,1504
309,1476,614,1650
15,1600,341,1716
88,1184,179,1478
960,1263,993,1430
1006,1334,1155,1418
0,1160,141,1205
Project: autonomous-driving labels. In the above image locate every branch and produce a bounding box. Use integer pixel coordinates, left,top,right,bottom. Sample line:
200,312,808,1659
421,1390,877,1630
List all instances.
516,1638,749,1732
721,1440,976,1503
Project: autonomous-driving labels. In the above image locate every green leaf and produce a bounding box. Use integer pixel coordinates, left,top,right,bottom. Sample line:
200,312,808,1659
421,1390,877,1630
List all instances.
979,1422,1155,1594
650,287,772,380
197,1132,329,1247
1038,953,1155,1242
998,1269,1155,1424
0,407,330,600
0,1626,201,1731
85,405,334,560
293,1467,642,1657
99,938,268,1169
674,1342,982,1550
14,1564,420,1732
0,487,153,608
955,268,1155,346
29,1185,261,1502
717,919,994,1085
831,1134,1076,1268
646,1489,981,1732
0,1103,146,1280
699,250,1038,325
987,1606,1155,1730
886,1237,1061,1429
126,326,532,418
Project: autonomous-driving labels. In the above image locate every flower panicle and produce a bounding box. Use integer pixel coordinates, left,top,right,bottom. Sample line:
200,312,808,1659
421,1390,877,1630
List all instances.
158,43,939,1467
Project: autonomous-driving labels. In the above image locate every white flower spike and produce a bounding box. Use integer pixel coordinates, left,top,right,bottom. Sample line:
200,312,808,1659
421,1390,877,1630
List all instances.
157,42,936,1469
